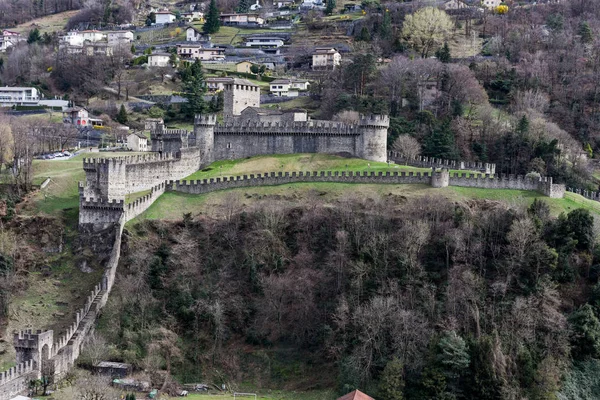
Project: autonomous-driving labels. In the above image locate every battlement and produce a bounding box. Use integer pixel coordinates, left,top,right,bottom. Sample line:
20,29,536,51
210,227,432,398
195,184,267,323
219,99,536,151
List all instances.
359,114,390,127
13,329,52,348
0,360,36,385
388,152,496,175
80,196,125,210
195,114,218,125
164,129,188,136
83,152,180,168
214,120,363,135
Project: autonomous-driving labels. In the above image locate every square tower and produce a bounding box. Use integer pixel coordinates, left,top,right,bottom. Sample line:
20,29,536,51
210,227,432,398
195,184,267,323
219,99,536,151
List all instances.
223,78,260,120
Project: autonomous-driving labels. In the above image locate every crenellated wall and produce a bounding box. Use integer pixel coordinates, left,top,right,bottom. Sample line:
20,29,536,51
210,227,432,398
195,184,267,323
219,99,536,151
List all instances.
165,169,565,198
388,151,496,174
82,148,200,201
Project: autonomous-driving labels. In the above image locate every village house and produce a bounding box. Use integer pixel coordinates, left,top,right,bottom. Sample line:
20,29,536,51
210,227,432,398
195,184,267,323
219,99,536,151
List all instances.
219,13,265,26
148,53,171,67
0,30,23,52
245,36,285,48
269,78,310,97
0,87,40,107
312,47,341,70
250,0,262,10
276,0,295,8
177,44,225,61
62,107,104,126
236,61,257,73
127,132,149,152
60,30,106,46
482,0,501,8
181,11,204,22
206,77,232,91
106,31,134,46
155,10,176,24
186,26,209,42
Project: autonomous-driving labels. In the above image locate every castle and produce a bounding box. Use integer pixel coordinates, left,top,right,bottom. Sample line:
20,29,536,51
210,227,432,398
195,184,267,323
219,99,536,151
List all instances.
0,78,568,399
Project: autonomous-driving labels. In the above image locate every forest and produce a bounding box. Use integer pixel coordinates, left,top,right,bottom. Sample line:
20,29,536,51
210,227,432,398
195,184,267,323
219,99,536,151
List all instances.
97,193,600,399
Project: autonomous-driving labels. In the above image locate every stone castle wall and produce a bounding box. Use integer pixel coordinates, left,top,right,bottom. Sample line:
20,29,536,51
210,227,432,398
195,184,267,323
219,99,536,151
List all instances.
388,151,496,174
82,148,200,201
166,169,565,198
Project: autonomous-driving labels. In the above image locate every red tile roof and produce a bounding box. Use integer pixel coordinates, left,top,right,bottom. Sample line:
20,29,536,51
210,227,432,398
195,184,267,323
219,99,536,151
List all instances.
337,390,375,400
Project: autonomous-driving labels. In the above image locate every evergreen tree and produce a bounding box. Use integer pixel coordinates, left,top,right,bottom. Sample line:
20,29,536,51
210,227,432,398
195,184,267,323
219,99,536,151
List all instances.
116,105,128,124
579,21,593,44
379,359,404,400
356,26,371,42
131,44,136,54
325,0,336,15
237,0,251,13
569,304,600,360
204,0,221,34
182,59,208,119
379,9,391,40
423,120,459,160
435,42,451,63
516,115,529,135
27,28,41,44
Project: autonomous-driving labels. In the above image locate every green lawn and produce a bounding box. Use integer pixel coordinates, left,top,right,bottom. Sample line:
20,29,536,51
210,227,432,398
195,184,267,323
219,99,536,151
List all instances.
192,24,293,45
183,153,442,182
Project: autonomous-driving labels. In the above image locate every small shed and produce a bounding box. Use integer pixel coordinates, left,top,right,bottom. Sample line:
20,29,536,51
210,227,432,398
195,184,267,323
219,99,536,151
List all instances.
94,361,132,378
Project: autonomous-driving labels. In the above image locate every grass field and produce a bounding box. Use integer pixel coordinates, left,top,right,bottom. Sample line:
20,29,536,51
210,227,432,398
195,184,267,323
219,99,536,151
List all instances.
191,25,293,46
12,10,77,34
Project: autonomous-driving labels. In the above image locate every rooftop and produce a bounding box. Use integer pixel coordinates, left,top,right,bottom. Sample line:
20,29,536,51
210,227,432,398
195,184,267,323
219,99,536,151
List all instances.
96,361,132,369
230,78,259,87
337,390,375,400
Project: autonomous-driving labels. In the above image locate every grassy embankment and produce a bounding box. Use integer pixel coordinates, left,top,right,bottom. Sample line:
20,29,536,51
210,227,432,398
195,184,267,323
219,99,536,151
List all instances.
125,153,600,222
12,10,78,34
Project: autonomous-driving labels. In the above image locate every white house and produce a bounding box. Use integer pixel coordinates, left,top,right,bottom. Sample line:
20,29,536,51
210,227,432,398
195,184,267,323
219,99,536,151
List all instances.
60,30,106,46
106,31,134,46
155,11,176,24
269,78,310,97
245,36,285,48
148,53,171,67
276,0,295,8
62,107,103,126
250,0,262,10
219,13,265,26
482,0,501,8
0,87,40,106
0,30,23,52
186,26,209,42
127,132,149,152
312,47,341,70
177,44,225,61
181,11,204,22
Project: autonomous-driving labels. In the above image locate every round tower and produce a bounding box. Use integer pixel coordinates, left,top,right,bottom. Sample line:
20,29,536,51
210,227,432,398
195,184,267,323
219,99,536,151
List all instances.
358,114,389,162
431,168,450,188
194,114,217,166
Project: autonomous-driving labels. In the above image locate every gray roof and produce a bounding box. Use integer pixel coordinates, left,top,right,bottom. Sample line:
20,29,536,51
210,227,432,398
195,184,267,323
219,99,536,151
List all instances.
231,78,259,87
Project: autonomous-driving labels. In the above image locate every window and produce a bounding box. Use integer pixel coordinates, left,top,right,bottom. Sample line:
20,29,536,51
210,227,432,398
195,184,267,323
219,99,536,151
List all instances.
227,142,232,149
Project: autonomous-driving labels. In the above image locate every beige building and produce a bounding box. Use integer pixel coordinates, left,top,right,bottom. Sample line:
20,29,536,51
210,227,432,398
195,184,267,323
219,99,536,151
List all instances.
177,44,225,61
148,53,171,67
106,31,134,45
219,13,265,26
127,132,149,152
312,47,341,70
236,61,256,73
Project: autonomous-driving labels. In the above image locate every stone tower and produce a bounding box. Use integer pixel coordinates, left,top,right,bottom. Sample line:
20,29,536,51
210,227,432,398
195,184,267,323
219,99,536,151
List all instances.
14,329,54,373
194,113,217,165
223,78,260,119
357,114,389,162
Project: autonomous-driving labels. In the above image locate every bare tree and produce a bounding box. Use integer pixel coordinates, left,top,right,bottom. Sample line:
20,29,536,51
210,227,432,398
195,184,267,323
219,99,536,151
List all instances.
392,135,421,163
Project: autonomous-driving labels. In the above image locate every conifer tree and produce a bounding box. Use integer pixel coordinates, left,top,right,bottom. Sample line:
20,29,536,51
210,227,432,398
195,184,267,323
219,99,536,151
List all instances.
379,359,404,400
579,21,593,44
325,0,336,15
27,28,41,44
116,104,128,124
238,0,251,13
204,0,221,34
182,59,207,119
435,42,451,63
379,9,391,40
